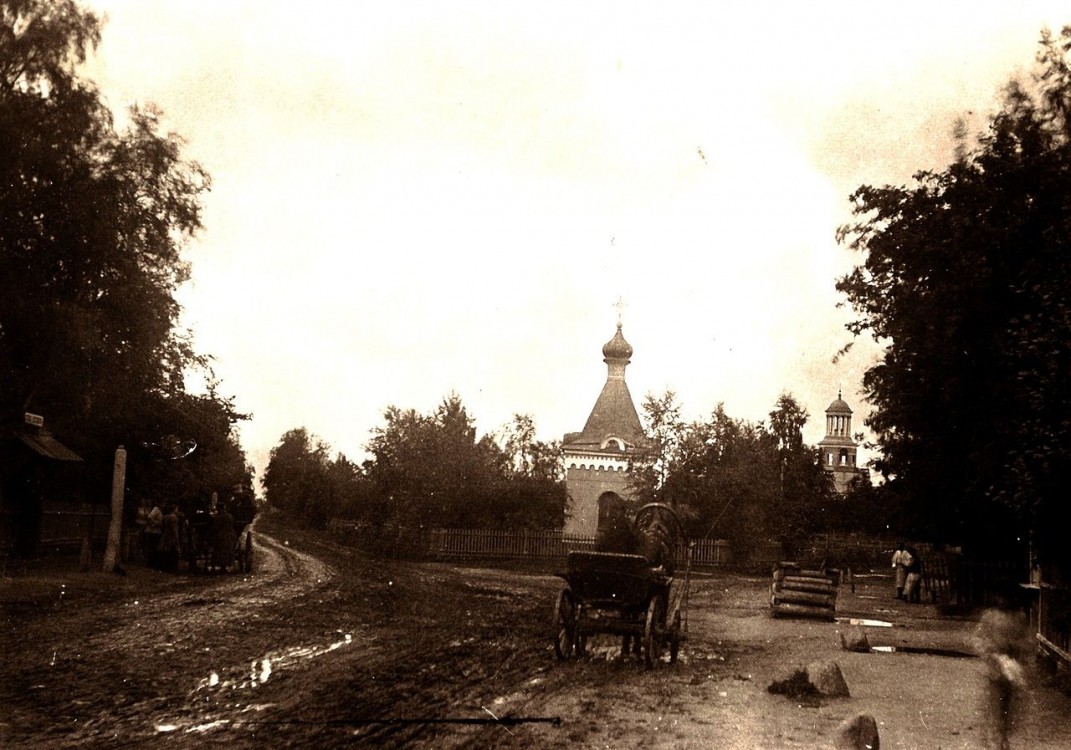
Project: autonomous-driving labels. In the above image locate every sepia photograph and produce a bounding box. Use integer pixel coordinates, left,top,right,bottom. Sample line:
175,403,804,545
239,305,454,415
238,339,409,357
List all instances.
3,1,1071,747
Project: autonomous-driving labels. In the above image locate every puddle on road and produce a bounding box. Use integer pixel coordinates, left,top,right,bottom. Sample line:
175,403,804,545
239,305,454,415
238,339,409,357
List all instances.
155,632,359,735
192,631,356,693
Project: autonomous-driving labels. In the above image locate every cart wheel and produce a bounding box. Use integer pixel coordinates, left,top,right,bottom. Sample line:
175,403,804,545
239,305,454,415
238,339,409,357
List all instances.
669,609,682,663
643,597,665,668
554,589,576,660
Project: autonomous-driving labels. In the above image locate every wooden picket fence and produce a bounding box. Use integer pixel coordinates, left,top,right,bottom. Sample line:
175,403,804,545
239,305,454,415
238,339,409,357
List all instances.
1033,573,1071,668
922,553,1025,609
0,504,110,558
328,520,735,568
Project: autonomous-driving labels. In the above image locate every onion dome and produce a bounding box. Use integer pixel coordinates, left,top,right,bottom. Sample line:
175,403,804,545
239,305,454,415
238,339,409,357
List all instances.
602,323,633,361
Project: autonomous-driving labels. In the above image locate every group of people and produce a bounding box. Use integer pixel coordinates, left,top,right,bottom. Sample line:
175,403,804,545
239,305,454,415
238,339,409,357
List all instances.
138,498,246,573
141,503,182,572
891,542,924,603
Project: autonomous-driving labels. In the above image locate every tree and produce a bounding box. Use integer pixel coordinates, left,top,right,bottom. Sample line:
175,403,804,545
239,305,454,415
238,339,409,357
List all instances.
767,393,832,551
769,392,807,456
495,413,566,529
0,1,242,508
262,428,335,527
836,27,1071,557
628,390,685,506
497,413,563,482
128,385,251,512
364,394,506,528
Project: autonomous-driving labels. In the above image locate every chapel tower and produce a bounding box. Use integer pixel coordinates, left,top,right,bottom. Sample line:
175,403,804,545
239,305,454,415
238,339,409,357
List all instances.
562,323,648,537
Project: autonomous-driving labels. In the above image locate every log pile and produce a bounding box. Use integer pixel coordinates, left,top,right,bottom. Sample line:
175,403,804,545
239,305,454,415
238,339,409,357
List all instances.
770,562,839,620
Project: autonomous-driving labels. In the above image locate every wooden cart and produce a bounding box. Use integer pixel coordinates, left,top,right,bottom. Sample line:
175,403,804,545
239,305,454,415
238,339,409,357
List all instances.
554,503,690,667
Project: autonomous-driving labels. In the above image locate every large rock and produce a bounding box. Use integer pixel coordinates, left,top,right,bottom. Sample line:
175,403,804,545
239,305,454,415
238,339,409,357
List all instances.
839,625,870,652
805,660,850,697
834,713,880,749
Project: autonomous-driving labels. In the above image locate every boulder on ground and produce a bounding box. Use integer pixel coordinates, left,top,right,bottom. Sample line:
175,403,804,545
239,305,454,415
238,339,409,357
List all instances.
805,659,850,697
839,625,870,653
834,712,879,749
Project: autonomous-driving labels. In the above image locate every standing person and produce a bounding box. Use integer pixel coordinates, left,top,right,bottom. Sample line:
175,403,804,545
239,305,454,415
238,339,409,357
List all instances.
973,598,1029,750
144,504,163,569
892,542,908,599
904,546,923,603
158,504,181,573
210,503,237,573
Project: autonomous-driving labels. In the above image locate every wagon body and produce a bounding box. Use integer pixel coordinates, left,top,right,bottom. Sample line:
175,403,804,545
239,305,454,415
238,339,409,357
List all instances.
563,551,666,608
183,510,253,574
554,546,687,666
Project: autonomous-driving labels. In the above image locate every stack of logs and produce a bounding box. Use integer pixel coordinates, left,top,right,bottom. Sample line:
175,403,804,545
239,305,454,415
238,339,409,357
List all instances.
770,562,840,620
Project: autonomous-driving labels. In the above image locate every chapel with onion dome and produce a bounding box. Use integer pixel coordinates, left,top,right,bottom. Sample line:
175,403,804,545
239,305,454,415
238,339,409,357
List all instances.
562,322,650,537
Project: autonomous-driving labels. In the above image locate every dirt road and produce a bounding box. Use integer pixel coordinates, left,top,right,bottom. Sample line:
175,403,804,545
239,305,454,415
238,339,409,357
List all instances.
3,516,1070,749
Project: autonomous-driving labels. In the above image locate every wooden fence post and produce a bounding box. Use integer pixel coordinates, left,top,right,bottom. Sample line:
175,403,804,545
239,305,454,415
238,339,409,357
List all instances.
101,446,126,573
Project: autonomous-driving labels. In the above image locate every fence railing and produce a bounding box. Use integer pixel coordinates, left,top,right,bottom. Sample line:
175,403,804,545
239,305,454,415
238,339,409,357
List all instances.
427,528,595,559
923,554,1025,609
0,505,111,556
328,520,735,568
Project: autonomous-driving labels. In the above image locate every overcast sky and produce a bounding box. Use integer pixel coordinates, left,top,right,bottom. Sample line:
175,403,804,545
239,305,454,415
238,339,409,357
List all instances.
84,1,1068,482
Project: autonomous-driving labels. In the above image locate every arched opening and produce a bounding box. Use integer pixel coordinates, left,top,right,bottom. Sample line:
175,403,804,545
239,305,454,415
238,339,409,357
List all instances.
597,491,631,552
597,492,626,531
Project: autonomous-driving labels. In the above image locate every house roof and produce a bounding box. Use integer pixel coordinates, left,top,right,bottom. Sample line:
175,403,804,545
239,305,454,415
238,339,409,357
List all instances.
17,431,83,461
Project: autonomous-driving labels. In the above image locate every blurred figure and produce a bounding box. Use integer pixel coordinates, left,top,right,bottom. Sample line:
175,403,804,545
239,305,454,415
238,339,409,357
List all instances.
903,546,923,603
638,520,674,576
973,597,1030,750
158,504,181,573
210,503,237,573
892,542,909,599
144,503,163,569
596,499,634,554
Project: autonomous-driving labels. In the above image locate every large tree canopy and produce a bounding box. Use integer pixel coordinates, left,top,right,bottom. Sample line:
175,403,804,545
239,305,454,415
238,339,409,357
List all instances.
0,1,247,506
264,396,566,532
630,392,833,556
837,27,1071,557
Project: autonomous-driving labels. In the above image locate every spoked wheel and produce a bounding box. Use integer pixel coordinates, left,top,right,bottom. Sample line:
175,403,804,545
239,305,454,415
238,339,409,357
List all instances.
669,608,682,663
643,596,666,668
554,589,577,660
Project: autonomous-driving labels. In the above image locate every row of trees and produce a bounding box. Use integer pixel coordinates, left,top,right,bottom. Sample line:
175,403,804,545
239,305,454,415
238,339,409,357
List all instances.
627,392,856,554
262,395,565,531
0,2,252,512
264,389,871,557
836,26,1071,562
